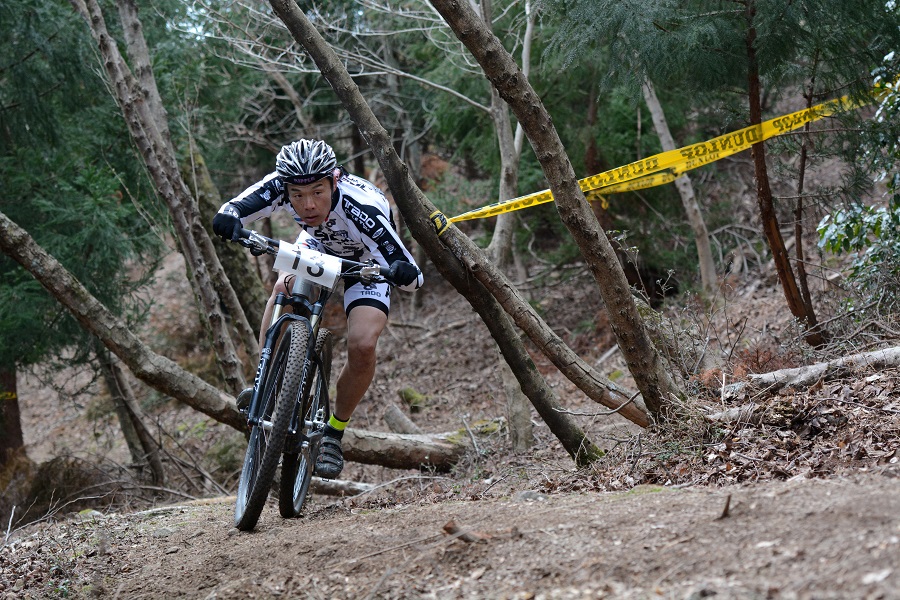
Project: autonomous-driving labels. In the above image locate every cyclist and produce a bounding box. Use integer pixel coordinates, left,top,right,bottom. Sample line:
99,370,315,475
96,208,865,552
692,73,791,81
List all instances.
212,139,423,479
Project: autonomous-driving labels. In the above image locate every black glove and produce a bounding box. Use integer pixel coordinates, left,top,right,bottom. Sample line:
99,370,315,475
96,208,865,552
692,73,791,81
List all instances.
212,212,242,242
387,260,419,287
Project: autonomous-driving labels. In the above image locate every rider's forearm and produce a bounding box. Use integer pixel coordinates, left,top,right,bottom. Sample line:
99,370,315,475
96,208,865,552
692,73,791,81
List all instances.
220,172,281,223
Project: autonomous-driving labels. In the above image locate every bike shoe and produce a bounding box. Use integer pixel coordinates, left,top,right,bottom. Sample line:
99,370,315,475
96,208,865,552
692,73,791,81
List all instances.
236,387,253,413
314,435,344,479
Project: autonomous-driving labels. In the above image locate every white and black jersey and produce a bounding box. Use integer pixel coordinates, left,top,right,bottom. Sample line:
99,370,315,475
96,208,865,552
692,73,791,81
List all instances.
219,171,423,293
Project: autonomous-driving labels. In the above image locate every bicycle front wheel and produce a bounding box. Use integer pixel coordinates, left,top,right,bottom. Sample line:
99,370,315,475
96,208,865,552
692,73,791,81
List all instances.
280,328,333,518
234,320,311,531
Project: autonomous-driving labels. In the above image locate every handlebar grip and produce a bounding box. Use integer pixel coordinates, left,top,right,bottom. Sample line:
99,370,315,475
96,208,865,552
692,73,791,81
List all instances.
239,228,253,239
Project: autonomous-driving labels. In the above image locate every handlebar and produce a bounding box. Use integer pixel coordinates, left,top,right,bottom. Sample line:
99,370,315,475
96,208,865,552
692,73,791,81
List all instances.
235,228,393,287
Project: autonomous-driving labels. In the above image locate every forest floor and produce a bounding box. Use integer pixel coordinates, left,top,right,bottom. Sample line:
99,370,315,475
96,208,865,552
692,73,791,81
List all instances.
3,244,900,599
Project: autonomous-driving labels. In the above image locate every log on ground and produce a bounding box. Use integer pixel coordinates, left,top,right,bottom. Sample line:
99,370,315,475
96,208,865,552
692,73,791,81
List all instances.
343,429,469,471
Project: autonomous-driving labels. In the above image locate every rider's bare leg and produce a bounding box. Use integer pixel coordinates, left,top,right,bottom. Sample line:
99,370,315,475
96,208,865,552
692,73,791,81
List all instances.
333,305,388,421
257,272,294,349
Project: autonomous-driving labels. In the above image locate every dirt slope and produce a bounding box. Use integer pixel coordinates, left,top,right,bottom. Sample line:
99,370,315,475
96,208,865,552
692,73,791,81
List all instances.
6,241,900,598
3,471,900,599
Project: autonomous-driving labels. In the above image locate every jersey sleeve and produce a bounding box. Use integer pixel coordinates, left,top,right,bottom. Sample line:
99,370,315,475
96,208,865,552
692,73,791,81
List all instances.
216,172,284,226
339,180,423,292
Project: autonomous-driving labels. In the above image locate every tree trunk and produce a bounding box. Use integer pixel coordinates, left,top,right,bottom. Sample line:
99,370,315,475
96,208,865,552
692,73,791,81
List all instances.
116,0,171,148
114,0,259,367
183,142,269,336
0,209,244,430
794,63,822,336
744,346,900,393
269,0,648,429
485,0,534,276
98,352,144,467
269,0,629,464
502,353,533,452
383,404,424,434
96,346,166,485
343,429,466,471
70,0,257,392
642,79,717,295
479,0,532,450
745,2,825,347
0,363,23,468
485,86,519,271
428,0,683,419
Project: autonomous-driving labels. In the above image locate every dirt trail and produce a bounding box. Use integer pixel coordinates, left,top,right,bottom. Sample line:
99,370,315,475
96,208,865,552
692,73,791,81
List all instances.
6,249,900,599
3,471,900,599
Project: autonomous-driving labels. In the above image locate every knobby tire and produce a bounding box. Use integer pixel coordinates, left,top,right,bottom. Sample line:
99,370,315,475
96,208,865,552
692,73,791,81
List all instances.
279,328,333,518
234,320,311,531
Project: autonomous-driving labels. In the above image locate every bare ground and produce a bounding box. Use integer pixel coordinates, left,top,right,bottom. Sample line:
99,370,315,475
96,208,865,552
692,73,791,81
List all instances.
2,472,900,599
4,249,900,599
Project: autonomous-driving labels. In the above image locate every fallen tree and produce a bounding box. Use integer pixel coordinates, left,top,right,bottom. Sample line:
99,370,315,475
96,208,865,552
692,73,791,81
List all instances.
726,346,900,395
344,429,468,471
708,345,900,425
0,209,244,430
0,208,476,473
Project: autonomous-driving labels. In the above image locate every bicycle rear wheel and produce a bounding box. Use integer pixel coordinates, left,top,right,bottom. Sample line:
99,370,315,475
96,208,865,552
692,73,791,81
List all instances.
279,328,333,518
234,320,311,531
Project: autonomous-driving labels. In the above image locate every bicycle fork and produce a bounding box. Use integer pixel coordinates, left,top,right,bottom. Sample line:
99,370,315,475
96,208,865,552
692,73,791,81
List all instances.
285,352,328,455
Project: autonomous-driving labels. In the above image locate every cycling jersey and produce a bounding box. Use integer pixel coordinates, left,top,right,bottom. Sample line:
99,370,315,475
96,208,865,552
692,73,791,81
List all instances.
218,171,424,295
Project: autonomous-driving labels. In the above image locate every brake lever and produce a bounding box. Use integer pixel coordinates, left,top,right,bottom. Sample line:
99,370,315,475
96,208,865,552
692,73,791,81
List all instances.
238,229,276,256
358,262,382,283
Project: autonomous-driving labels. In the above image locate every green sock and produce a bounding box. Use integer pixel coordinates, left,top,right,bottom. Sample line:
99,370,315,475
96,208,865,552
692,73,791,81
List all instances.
326,415,349,439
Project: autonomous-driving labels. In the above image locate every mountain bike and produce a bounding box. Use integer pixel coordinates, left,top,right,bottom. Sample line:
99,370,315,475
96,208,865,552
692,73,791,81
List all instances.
230,228,393,531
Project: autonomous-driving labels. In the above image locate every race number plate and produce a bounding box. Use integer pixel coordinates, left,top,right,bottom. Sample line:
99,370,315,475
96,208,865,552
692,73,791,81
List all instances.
273,241,341,289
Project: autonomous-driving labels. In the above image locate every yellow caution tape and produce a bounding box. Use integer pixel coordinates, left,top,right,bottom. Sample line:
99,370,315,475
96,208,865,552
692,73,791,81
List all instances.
449,92,869,223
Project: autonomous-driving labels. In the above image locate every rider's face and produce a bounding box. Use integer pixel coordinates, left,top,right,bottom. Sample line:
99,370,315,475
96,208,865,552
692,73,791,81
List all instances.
286,179,333,227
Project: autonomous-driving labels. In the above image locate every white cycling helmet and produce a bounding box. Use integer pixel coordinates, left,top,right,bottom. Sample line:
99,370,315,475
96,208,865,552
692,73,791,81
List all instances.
275,139,337,185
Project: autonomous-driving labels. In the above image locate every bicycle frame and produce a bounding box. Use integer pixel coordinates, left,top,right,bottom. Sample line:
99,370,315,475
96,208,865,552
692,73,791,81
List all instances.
232,227,393,529
237,227,391,434
245,280,331,433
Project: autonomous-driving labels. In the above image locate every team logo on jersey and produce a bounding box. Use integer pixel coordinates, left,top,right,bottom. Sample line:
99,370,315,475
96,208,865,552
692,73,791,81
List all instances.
371,227,385,240
343,198,378,231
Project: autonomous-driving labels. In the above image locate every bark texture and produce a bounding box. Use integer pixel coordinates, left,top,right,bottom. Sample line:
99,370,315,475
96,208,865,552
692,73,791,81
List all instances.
343,429,466,471
642,79,717,295
0,365,23,466
0,209,244,430
745,1,824,347
183,145,268,335
70,0,257,392
428,0,682,419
